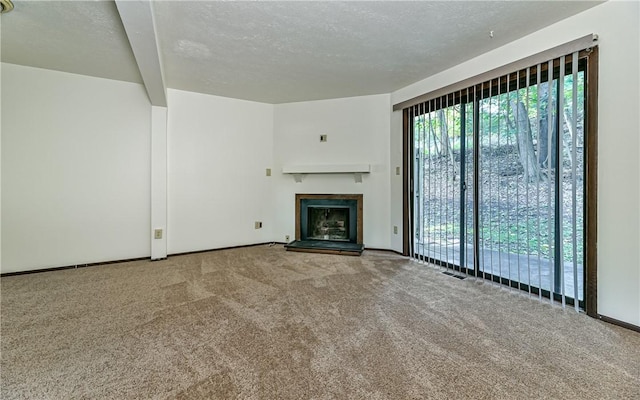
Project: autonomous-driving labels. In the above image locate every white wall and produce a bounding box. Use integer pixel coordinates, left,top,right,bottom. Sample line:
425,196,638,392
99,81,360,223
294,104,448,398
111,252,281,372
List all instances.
273,94,391,249
151,106,168,259
1,63,152,273
166,89,274,254
389,110,403,252
1,33,4,272
391,1,640,325
1,71,392,269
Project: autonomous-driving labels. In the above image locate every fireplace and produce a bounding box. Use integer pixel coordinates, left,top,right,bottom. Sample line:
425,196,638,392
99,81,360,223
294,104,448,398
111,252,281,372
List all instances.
286,194,364,255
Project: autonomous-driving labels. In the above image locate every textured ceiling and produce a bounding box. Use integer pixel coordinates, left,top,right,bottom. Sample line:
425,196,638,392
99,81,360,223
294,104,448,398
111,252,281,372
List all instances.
2,1,603,104
1,1,142,84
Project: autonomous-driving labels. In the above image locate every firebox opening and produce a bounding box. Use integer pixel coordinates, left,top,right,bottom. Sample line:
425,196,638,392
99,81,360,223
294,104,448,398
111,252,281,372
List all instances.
307,206,350,241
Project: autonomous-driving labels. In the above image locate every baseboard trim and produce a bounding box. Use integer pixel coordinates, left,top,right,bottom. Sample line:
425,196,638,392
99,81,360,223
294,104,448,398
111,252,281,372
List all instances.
0,256,149,277
1,243,281,277
168,242,281,257
0,244,409,278
597,314,640,333
364,247,405,256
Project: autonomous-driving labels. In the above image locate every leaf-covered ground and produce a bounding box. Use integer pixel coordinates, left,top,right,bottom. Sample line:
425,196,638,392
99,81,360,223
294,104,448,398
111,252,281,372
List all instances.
419,143,584,262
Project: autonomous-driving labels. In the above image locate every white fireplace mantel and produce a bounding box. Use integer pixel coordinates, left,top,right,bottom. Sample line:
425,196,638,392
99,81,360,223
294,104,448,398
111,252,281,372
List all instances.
282,164,370,183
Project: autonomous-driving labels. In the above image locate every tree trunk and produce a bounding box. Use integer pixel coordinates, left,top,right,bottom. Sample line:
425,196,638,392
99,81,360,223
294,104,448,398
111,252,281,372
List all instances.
437,110,451,156
511,101,543,182
437,109,457,180
429,123,441,156
562,109,574,169
537,82,558,169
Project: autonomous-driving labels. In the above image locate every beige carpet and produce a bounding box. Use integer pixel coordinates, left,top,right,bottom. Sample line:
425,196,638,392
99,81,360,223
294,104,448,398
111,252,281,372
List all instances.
1,245,638,399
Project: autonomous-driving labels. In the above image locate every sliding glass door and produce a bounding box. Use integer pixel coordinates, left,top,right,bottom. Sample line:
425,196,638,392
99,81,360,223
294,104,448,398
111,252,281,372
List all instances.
410,52,589,309
413,97,474,273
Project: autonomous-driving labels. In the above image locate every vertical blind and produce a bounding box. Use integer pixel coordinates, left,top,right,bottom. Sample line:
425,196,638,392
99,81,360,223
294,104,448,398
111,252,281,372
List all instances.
403,40,596,310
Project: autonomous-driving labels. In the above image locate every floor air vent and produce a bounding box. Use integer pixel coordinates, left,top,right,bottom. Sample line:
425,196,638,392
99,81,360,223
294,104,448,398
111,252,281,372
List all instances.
442,271,466,280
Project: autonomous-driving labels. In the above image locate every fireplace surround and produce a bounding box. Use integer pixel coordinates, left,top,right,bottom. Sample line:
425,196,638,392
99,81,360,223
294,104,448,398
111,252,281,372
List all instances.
285,194,364,255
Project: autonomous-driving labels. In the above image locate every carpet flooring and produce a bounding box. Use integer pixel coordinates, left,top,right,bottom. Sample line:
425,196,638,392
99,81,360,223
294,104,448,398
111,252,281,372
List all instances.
1,245,639,399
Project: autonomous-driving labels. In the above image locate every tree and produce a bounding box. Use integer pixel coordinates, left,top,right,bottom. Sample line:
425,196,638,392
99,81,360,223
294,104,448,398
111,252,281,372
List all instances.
537,81,558,169
428,122,441,156
437,109,457,179
437,109,451,156
511,101,543,182
562,109,575,169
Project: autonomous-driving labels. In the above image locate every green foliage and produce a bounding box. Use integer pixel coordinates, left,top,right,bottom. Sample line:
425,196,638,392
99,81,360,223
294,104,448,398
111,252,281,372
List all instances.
414,71,585,151
413,69,586,266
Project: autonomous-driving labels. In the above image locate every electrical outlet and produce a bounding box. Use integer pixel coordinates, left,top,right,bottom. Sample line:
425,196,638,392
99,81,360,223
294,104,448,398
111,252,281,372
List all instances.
266,168,271,176
320,134,327,142
285,235,290,242
154,229,163,239
255,221,262,229
393,226,398,234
